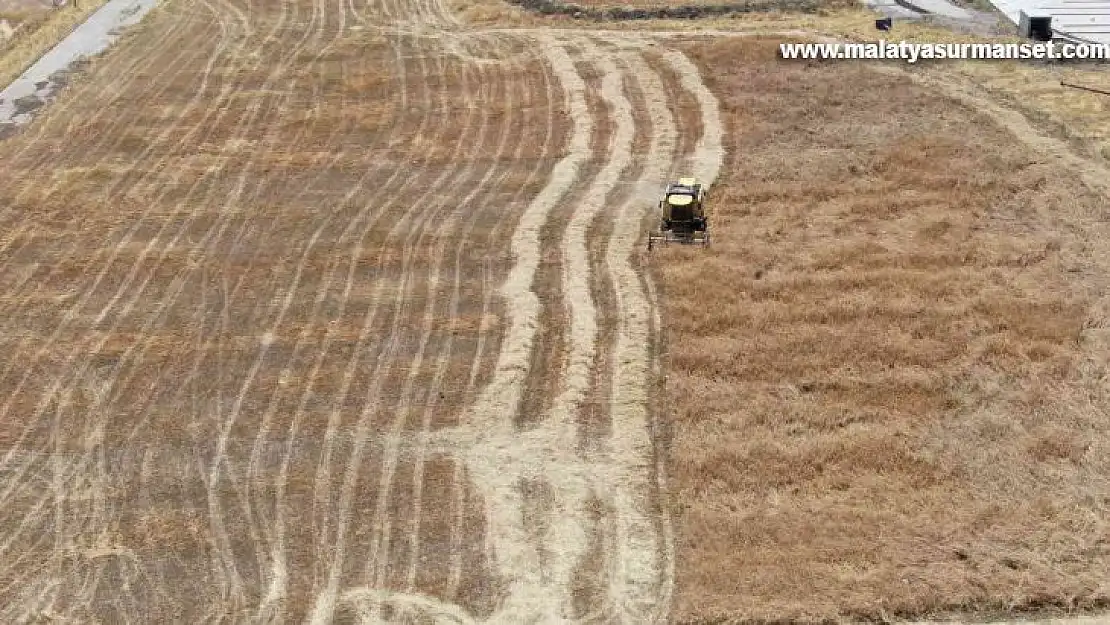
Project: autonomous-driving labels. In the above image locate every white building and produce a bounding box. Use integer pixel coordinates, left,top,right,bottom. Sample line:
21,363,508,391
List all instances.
996,0,1110,45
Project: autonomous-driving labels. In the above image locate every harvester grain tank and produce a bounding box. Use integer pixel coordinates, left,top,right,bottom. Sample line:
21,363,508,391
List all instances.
647,176,710,250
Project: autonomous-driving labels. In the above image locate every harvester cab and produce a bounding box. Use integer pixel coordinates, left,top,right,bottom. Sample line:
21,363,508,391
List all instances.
647,176,710,250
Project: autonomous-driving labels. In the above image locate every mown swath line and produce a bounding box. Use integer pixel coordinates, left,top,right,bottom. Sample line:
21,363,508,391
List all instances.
453,32,593,621
599,48,676,625
443,34,559,598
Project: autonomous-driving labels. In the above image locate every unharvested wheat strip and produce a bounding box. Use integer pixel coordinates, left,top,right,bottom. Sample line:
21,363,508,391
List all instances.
304,41,476,622
602,49,678,624
456,33,592,621
444,31,560,597
638,209,674,620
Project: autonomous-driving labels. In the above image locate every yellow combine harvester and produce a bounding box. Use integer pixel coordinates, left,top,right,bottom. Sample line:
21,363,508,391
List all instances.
647,177,709,250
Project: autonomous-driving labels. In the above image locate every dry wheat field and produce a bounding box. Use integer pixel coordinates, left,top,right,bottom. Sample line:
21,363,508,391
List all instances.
661,39,1110,623
5,0,1110,617
0,0,728,620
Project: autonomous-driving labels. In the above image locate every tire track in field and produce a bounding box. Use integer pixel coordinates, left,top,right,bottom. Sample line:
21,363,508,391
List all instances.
343,45,492,617
243,32,425,623
99,0,341,612
199,0,360,607
0,0,239,186
255,52,426,625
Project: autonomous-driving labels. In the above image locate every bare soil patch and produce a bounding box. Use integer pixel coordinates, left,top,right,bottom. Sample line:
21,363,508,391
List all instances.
662,38,1110,623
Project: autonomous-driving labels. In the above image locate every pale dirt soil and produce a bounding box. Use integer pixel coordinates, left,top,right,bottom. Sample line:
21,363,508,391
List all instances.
660,37,1110,623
